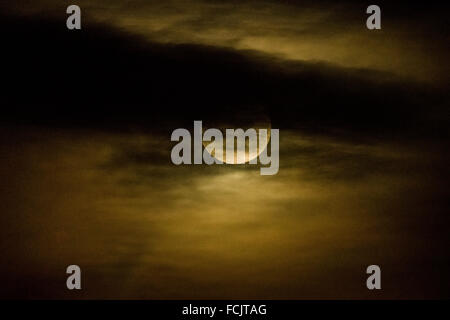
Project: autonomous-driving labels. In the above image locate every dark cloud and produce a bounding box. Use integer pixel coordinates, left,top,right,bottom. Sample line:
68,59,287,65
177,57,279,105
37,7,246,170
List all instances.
4,0,445,82
1,11,448,141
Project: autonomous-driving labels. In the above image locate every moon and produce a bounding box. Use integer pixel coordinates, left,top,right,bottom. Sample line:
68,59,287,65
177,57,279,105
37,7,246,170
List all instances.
202,115,271,164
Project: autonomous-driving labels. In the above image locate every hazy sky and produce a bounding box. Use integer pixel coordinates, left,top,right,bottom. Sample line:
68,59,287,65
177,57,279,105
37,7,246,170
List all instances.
5,0,449,83
0,0,449,299
1,126,448,298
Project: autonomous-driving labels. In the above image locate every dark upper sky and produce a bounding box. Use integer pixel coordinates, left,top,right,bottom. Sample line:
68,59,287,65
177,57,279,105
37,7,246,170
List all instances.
1,0,449,139
3,0,449,82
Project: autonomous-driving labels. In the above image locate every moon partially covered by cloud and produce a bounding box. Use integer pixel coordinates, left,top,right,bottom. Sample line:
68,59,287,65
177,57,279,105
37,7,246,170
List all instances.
202,114,271,164
0,0,449,300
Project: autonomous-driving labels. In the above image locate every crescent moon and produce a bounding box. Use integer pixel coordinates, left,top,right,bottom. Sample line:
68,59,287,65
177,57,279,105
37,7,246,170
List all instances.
202,116,271,164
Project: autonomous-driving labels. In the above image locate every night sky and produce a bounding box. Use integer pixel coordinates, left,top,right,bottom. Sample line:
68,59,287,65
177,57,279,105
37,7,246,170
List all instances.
0,0,449,299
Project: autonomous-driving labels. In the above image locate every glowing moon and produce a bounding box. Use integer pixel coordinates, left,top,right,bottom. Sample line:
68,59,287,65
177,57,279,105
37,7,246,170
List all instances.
202,115,271,164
